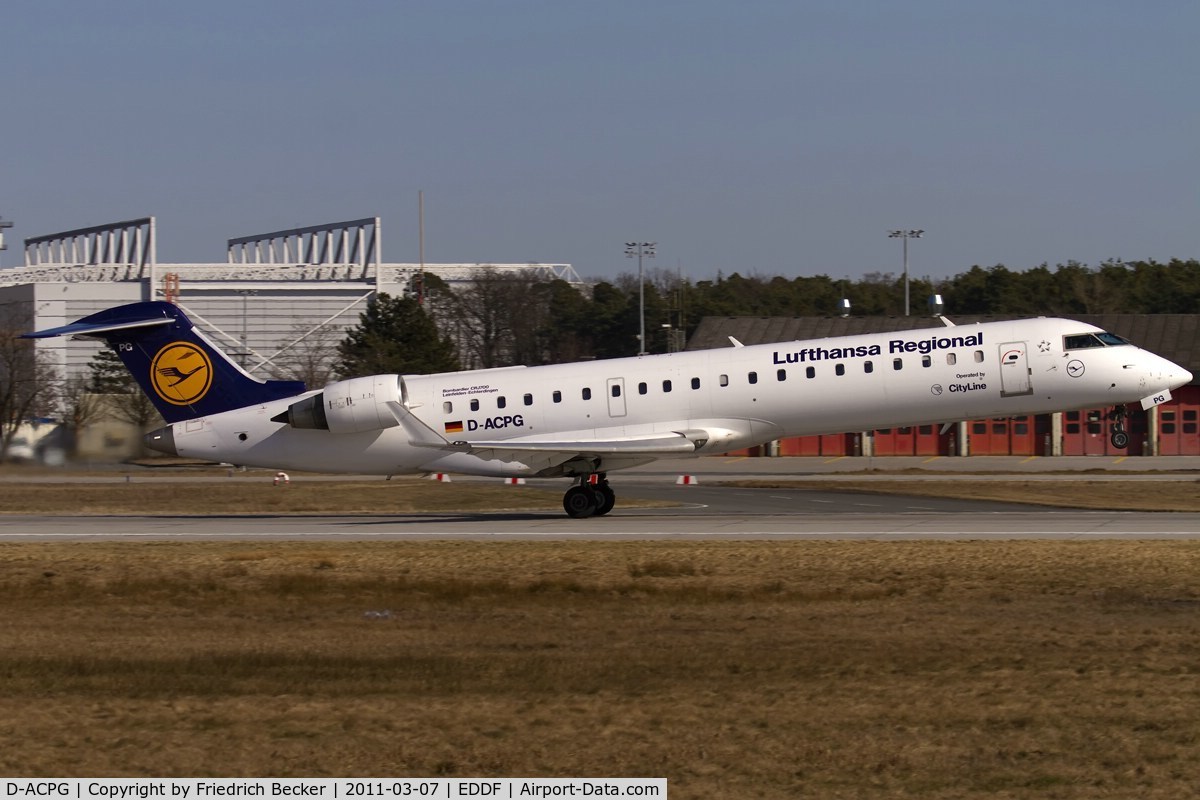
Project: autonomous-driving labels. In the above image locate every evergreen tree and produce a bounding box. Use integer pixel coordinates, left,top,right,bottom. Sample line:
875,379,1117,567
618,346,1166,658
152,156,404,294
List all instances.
88,346,160,429
89,347,135,393
336,293,460,378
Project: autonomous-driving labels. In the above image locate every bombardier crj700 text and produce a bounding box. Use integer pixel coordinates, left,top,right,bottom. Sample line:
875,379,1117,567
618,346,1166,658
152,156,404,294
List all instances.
27,302,1193,518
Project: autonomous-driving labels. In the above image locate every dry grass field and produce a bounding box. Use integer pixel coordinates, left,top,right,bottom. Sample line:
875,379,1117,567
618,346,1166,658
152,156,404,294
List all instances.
3,537,1200,797
2,475,1200,796
0,478,576,515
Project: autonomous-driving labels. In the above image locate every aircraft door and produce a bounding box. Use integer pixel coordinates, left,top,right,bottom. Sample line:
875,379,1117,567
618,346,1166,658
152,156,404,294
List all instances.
999,342,1033,397
606,378,627,417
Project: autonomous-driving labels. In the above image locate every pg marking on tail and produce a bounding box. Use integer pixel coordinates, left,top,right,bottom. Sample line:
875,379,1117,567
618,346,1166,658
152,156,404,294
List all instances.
151,341,213,405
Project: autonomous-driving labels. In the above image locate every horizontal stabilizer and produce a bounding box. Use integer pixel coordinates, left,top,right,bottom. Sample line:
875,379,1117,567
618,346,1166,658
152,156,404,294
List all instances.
23,314,173,340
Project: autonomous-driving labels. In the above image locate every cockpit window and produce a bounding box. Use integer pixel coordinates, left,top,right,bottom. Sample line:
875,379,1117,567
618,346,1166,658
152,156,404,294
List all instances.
1064,332,1131,350
1064,333,1104,350
1096,331,1130,346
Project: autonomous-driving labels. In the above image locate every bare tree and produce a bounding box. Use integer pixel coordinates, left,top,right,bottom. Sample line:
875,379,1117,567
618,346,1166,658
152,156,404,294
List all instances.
0,307,58,459
54,376,107,456
444,268,554,368
267,321,342,388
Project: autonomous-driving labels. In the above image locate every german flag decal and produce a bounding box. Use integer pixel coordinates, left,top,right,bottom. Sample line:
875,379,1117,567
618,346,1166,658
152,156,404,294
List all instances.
444,420,464,433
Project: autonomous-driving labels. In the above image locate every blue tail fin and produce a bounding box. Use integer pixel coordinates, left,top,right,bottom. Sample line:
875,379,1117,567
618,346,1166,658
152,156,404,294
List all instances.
25,301,306,422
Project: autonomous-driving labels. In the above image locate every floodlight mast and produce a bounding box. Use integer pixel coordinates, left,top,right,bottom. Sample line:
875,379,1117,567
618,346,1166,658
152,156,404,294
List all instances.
625,242,656,355
0,217,11,266
0,217,10,268
887,229,924,316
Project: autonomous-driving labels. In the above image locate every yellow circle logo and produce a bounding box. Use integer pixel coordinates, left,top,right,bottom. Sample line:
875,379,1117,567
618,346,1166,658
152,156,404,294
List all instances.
150,342,213,406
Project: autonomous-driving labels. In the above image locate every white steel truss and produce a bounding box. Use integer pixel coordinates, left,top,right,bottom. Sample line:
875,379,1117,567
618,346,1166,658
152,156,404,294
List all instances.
24,217,156,268
227,217,382,279
22,217,157,297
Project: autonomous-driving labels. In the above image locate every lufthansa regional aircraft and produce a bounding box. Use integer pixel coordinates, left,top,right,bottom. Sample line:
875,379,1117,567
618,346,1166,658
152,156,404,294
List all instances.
26,301,1193,518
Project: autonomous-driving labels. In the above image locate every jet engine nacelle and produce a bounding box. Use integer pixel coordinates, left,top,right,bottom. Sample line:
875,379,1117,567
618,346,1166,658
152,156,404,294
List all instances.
280,375,403,434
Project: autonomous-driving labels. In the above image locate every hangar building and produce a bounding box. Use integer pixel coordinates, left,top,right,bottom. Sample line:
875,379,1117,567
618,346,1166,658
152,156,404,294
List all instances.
1,216,582,384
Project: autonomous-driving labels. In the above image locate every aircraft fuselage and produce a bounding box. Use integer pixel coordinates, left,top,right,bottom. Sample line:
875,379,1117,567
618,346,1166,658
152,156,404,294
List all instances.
155,317,1189,478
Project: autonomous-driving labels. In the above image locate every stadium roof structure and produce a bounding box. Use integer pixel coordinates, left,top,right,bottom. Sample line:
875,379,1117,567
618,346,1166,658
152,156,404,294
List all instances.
1,216,584,290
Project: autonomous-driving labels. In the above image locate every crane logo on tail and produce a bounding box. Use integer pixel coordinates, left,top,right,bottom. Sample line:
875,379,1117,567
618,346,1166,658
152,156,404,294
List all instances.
151,342,213,405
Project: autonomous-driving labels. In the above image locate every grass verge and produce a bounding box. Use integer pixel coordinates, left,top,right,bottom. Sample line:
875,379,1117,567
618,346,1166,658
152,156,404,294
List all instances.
3,539,1200,798
0,478,651,515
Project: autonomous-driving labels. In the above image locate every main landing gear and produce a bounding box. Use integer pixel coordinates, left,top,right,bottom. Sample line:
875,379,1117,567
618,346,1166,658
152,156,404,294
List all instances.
562,473,616,519
1108,405,1130,450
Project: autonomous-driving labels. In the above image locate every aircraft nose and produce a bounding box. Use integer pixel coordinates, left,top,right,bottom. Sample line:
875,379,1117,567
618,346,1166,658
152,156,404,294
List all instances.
1170,366,1194,391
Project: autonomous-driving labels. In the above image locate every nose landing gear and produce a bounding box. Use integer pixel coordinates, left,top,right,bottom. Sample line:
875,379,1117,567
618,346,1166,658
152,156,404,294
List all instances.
1108,405,1130,450
562,473,616,519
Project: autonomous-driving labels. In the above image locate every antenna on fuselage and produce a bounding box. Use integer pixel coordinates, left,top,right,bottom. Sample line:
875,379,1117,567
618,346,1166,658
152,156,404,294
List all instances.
929,294,955,326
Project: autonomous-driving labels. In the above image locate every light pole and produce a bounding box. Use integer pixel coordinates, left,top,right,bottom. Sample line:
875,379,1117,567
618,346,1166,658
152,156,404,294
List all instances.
625,242,656,354
237,289,258,367
887,229,924,316
0,217,12,269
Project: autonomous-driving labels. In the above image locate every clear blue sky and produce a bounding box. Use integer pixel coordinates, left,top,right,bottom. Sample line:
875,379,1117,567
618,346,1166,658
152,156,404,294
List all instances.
2,0,1196,282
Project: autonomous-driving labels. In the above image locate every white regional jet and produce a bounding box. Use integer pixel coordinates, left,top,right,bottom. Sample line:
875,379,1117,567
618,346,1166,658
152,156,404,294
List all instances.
26,302,1193,517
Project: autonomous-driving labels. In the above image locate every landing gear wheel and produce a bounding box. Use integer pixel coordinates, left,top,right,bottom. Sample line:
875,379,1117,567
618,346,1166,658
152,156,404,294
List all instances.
563,485,598,519
1108,405,1130,450
594,484,616,516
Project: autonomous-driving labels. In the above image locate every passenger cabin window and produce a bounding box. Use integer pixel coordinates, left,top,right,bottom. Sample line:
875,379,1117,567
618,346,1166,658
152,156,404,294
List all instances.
864,361,874,374
748,371,758,384
691,377,701,390
523,393,533,406
893,358,903,370
611,384,621,397
443,401,453,414
921,355,932,368
662,379,672,392
582,387,592,400
835,364,845,376
638,382,648,395
777,369,787,381
974,350,984,363
946,353,956,366
497,396,507,409
719,374,729,387
805,366,815,379
552,390,562,403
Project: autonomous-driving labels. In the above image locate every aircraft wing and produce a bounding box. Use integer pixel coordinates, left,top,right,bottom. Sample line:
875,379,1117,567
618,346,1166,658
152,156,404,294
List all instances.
451,430,707,463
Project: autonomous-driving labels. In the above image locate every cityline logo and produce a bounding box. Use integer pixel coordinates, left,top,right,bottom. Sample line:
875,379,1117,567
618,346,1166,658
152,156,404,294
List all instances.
150,341,213,405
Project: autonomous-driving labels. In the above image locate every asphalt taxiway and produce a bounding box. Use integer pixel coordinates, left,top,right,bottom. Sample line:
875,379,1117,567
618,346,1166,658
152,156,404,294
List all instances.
1,455,1198,540
1,508,1197,541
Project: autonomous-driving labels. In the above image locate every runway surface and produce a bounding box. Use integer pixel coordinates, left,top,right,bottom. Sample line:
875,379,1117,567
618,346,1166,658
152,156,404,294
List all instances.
2,455,1198,540
2,481,1197,541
